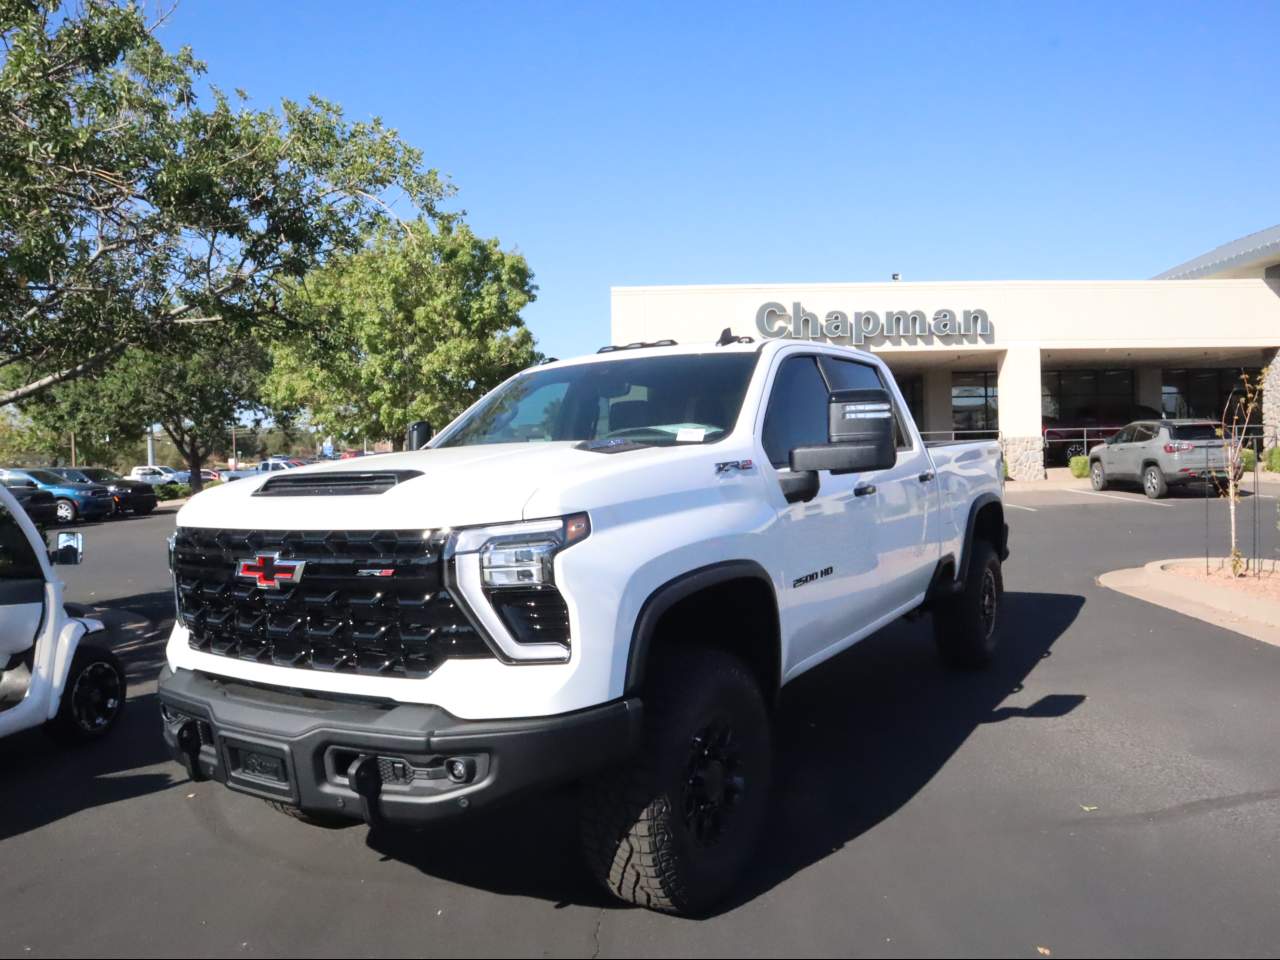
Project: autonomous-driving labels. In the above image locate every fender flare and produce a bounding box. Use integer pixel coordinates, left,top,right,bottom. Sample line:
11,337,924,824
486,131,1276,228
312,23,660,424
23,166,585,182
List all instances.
46,617,100,719
959,493,1008,584
624,559,779,695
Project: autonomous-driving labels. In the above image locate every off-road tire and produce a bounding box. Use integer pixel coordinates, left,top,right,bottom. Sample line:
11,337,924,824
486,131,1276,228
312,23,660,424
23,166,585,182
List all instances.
580,646,772,915
933,540,1003,669
1143,464,1168,499
45,645,125,743
1090,460,1107,490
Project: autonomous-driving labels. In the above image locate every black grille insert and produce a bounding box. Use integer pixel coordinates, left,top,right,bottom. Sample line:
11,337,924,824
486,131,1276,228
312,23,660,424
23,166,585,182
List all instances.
173,527,492,677
253,471,423,497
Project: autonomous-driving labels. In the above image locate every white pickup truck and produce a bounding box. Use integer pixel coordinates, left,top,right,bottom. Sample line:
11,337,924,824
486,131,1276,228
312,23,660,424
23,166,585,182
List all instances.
158,336,1007,914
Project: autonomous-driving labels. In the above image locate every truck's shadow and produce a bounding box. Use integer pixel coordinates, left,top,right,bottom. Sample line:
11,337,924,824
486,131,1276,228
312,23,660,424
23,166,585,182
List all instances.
367,589,1085,913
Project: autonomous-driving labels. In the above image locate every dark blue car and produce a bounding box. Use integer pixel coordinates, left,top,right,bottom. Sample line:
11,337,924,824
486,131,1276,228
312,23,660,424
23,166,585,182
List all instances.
0,468,114,523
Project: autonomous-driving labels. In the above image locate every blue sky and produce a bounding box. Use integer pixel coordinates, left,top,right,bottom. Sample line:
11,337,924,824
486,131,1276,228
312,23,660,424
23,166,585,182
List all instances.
162,1,1279,360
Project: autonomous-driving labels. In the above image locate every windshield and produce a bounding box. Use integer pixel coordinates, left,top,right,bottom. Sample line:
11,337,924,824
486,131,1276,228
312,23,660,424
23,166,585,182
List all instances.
80,468,119,481
58,470,90,482
439,353,759,448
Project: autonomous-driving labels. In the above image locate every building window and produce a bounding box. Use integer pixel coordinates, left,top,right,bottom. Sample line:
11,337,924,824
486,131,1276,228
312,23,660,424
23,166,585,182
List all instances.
1041,369,1135,426
895,374,924,430
952,372,997,436
1162,368,1263,422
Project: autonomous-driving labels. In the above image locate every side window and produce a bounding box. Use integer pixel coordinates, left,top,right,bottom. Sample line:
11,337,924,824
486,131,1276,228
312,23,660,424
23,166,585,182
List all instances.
1112,426,1133,444
1132,424,1157,443
0,504,43,581
820,356,912,450
762,356,829,469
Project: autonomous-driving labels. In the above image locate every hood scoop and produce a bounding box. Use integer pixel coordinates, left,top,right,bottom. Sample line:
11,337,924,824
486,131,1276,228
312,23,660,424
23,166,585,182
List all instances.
253,470,423,497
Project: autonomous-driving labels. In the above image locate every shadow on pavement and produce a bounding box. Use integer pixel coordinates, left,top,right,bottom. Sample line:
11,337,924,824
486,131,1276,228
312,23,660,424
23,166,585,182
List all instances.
367,589,1085,913
0,690,175,842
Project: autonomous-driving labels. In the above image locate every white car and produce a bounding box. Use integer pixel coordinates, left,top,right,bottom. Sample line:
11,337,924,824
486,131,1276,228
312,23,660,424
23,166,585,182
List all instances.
129,465,187,484
158,337,1007,914
0,484,126,743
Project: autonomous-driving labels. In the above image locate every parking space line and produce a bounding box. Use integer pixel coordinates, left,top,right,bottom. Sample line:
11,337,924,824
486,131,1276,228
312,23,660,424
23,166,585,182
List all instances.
1073,490,1172,507
1005,502,1038,512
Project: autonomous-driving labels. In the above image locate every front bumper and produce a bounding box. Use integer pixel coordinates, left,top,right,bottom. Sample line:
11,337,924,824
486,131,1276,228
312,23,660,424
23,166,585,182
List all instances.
114,490,158,512
157,666,642,825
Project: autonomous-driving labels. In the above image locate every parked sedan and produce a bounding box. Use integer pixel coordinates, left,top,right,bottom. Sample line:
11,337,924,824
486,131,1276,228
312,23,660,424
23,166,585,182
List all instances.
1088,419,1235,499
128,465,190,484
0,478,58,527
0,468,114,522
48,467,158,516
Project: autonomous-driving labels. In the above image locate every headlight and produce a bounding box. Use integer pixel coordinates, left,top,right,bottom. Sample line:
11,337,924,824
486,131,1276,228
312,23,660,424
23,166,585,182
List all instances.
447,514,590,662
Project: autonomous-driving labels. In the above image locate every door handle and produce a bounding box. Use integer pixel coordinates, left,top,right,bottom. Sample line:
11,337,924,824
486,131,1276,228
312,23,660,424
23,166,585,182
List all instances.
917,471,935,483
854,483,877,497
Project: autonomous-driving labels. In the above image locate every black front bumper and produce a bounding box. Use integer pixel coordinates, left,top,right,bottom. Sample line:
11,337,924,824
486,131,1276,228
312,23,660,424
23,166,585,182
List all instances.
158,667,642,826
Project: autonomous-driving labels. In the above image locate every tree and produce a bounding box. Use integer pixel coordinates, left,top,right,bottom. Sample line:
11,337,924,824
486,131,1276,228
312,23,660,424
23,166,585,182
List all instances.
0,0,447,406
266,220,539,448
24,322,281,491
1218,368,1268,576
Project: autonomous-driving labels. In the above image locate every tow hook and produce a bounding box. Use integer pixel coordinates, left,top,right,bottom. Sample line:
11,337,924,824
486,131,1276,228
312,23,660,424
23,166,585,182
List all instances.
175,720,208,781
346,755,383,827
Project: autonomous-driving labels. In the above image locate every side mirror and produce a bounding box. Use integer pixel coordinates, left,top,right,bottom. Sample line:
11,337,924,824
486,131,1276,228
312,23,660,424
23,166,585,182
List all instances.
789,388,898,476
50,531,83,566
405,420,433,450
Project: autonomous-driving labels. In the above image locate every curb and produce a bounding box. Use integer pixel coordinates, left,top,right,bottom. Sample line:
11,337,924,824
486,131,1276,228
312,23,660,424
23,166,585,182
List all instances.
1098,558,1280,648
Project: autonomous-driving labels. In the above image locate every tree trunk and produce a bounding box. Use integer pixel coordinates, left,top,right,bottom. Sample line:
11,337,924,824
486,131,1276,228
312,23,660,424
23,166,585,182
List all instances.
187,451,205,493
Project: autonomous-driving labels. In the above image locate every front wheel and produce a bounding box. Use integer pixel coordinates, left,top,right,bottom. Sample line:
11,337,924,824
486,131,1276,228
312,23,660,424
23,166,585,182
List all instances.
55,498,77,523
46,645,126,743
1090,460,1107,490
1143,465,1168,499
934,540,1003,668
580,646,772,915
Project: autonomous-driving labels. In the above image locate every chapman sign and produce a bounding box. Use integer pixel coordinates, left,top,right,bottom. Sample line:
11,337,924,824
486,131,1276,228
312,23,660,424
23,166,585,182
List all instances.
755,301,993,346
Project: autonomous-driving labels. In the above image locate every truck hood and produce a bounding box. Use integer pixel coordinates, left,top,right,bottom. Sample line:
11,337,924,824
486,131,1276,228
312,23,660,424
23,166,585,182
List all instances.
177,442,682,530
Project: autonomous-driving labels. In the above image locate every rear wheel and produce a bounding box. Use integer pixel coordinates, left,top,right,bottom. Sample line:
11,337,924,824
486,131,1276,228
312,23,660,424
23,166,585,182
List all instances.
1090,460,1107,490
1143,464,1168,499
933,541,1003,668
46,645,125,742
55,498,77,523
580,646,771,915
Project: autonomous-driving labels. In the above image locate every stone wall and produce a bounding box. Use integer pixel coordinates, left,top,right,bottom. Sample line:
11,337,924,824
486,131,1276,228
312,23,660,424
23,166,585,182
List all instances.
1002,435,1045,482
1263,349,1279,450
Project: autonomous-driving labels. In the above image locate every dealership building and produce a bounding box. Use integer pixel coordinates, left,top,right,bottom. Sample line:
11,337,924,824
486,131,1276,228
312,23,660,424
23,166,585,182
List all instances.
610,224,1280,480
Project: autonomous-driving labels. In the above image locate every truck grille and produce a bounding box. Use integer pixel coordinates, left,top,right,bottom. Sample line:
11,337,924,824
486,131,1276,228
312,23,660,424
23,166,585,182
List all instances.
172,527,493,678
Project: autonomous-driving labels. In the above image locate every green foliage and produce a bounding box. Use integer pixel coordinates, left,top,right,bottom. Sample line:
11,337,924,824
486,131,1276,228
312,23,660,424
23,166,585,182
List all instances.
1267,446,1280,473
266,220,539,448
1068,455,1090,478
22,321,281,490
0,1,447,407
1241,447,1256,472
153,483,185,501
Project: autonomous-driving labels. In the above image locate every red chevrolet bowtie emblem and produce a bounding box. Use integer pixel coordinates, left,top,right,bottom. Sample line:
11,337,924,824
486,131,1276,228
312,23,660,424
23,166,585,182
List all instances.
236,552,306,589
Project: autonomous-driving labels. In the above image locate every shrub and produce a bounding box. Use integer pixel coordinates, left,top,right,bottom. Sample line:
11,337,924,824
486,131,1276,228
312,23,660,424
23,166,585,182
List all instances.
154,482,191,501
1241,448,1256,472
1268,446,1280,473
1068,455,1090,478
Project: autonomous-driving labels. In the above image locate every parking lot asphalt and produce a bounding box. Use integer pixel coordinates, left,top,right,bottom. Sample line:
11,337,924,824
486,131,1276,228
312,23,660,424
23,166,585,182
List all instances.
2,491,1279,959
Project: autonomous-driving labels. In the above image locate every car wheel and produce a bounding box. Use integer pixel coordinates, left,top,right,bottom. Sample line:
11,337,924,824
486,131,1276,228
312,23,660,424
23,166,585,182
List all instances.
1090,460,1107,490
933,540,1004,669
46,645,126,743
1143,465,1168,499
580,646,772,915
54,498,77,523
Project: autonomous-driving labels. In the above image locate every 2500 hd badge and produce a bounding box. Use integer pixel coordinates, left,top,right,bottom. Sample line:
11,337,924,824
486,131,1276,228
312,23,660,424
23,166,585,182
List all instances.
159,336,1008,915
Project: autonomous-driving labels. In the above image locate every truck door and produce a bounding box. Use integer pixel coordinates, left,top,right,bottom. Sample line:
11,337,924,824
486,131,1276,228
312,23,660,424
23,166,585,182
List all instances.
819,356,938,614
761,354,880,674
0,497,46,662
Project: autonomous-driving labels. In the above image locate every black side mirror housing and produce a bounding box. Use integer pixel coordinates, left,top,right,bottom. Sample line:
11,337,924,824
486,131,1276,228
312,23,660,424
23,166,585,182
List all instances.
789,388,898,476
405,420,433,451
